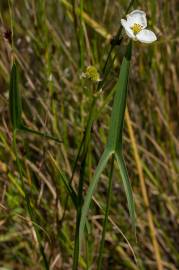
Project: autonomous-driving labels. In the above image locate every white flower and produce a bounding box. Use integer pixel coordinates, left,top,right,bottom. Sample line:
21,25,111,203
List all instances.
121,10,157,44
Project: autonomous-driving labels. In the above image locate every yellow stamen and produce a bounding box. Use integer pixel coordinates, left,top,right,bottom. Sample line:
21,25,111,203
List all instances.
131,23,142,35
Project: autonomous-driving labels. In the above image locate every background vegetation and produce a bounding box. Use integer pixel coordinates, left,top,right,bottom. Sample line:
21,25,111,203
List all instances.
0,0,178,269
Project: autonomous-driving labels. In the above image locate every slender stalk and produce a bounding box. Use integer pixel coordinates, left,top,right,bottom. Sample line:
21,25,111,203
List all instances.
8,0,14,63
71,0,84,69
60,94,98,222
79,0,84,69
97,154,114,270
72,151,87,270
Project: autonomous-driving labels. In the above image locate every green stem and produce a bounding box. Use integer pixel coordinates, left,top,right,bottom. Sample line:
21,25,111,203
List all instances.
97,154,115,270
79,0,84,69
60,94,98,222
72,150,87,270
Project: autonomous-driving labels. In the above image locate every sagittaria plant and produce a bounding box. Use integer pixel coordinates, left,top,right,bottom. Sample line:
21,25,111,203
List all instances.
79,9,157,255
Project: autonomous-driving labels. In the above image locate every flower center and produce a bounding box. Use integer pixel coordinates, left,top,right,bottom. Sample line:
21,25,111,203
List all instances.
131,23,142,35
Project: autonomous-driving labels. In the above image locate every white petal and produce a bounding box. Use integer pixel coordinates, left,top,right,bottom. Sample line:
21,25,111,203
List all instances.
127,10,147,28
121,19,136,40
136,29,157,43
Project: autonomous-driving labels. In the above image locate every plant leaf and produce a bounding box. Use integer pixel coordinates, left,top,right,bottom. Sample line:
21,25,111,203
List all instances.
106,41,132,151
79,148,112,248
115,151,136,232
49,154,78,207
9,63,22,130
20,125,62,143
79,41,135,249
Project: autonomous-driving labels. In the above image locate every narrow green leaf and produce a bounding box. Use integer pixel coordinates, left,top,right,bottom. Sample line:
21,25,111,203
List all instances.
9,63,22,130
97,154,115,270
115,151,136,232
79,148,112,248
20,125,62,143
107,41,132,151
57,170,78,208
50,154,78,207
9,64,62,143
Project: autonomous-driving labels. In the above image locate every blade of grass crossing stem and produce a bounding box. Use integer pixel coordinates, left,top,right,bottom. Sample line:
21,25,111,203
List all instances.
57,170,78,208
115,152,136,232
9,63,22,130
70,95,98,185
20,125,62,143
50,154,78,208
49,154,78,207
79,148,112,249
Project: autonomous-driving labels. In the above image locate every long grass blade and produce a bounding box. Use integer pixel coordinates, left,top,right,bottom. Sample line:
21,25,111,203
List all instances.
20,125,62,143
9,63,22,130
49,154,78,207
106,41,132,151
79,148,112,248
97,154,115,270
115,151,136,232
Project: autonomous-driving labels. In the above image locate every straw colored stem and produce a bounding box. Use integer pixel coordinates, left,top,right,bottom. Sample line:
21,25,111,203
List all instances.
125,108,163,270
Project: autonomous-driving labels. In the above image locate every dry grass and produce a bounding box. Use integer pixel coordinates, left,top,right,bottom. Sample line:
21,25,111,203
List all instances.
0,0,179,269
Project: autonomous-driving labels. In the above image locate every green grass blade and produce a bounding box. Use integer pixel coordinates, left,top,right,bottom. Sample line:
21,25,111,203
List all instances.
49,154,78,207
97,154,115,270
59,171,78,208
9,64,61,144
57,170,78,208
115,151,136,232
106,41,132,151
20,125,62,143
9,63,22,130
79,148,112,248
